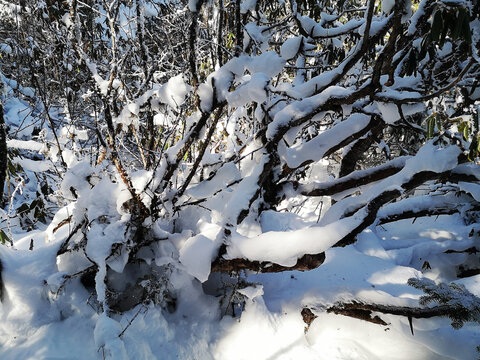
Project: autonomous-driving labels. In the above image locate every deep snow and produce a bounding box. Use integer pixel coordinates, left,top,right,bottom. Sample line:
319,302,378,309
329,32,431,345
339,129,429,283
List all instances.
0,212,479,360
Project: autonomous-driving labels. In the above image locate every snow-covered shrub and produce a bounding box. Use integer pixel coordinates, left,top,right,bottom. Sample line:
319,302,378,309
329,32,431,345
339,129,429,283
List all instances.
1,0,480,357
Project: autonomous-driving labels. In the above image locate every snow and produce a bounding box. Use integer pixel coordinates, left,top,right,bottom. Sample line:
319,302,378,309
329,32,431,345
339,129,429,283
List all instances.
12,158,52,172
375,100,426,125
377,101,400,124
260,210,308,232
180,234,217,282
280,112,371,168
267,86,352,139
225,232,480,359
0,43,12,54
94,313,128,359
458,182,480,202
382,0,395,13
197,82,214,112
237,285,263,300
226,214,363,267
299,156,410,197
378,193,462,222
115,75,191,126
244,23,268,49
216,153,267,226
188,0,201,12
280,36,303,60
240,0,257,14
1,209,480,359
320,143,461,225
157,74,192,109
408,0,426,36
297,14,365,39
226,73,269,107
186,162,241,199
245,51,285,77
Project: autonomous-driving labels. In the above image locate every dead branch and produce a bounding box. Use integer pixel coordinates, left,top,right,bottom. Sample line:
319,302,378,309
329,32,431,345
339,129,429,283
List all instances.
326,301,455,332
211,252,325,273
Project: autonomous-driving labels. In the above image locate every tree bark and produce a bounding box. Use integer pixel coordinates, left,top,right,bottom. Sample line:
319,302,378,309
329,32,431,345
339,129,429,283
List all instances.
327,301,455,332
211,250,325,273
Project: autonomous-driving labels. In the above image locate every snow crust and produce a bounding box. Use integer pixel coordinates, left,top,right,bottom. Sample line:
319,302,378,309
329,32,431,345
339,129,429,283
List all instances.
179,222,222,282
296,14,364,38
188,0,201,12
458,182,480,202
6,139,45,152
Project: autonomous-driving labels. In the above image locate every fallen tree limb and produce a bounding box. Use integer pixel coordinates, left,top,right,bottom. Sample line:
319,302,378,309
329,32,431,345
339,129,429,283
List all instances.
325,301,455,334
327,301,453,320
211,251,325,273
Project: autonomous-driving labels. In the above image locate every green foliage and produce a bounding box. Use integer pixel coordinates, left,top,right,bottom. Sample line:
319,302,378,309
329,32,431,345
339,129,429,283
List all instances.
457,121,470,141
226,32,235,49
17,197,47,228
6,148,24,179
429,6,471,48
408,278,480,329
469,135,480,162
424,112,446,139
0,229,11,245
423,112,479,161
407,5,472,76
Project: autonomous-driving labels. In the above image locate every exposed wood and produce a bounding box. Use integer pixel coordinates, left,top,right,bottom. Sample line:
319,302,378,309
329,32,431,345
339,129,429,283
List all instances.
301,308,318,332
327,301,455,330
280,113,381,175
211,252,325,273
52,215,73,234
328,306,388,326
56,222,85,256
334,189,402,247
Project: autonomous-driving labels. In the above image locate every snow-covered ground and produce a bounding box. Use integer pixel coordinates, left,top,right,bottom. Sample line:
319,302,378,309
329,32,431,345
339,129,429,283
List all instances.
0,213,479,360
